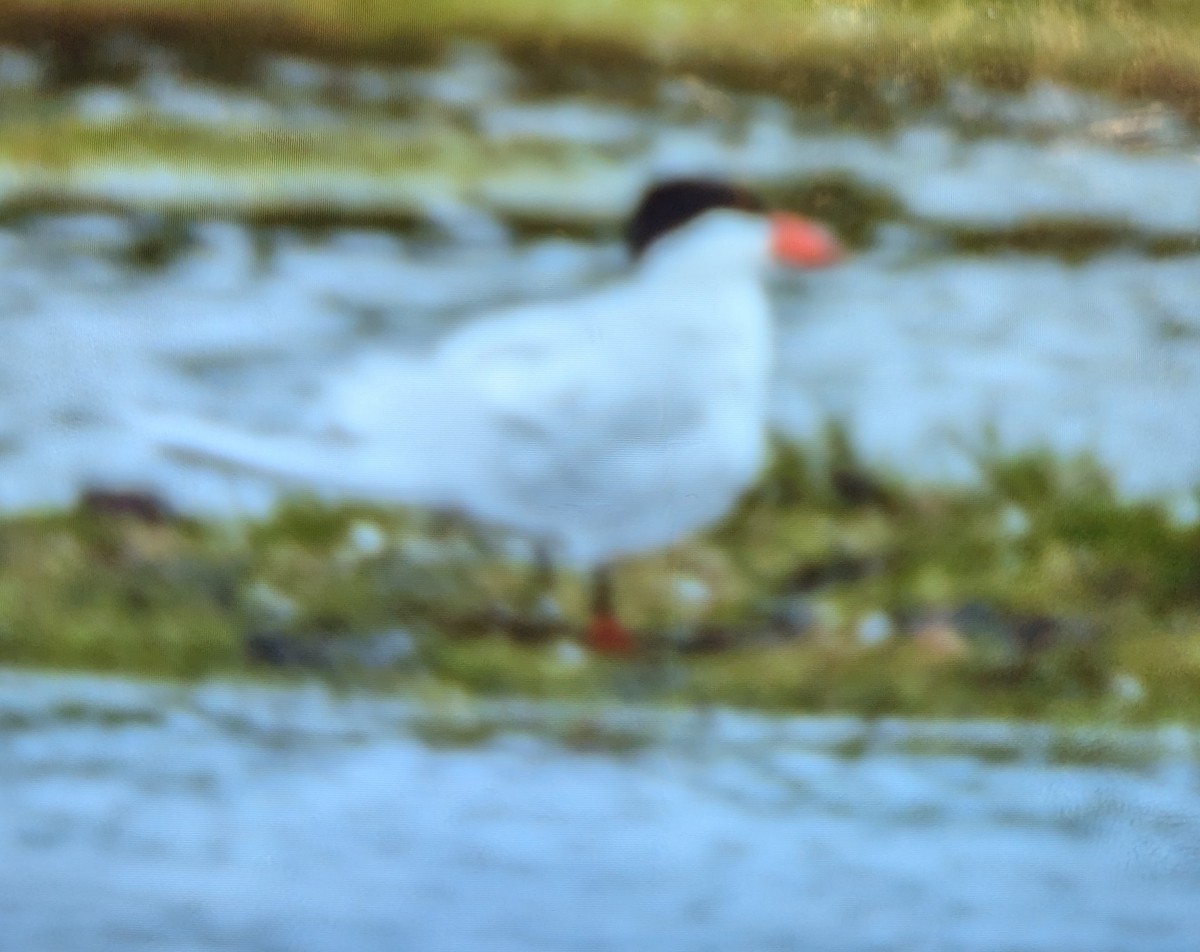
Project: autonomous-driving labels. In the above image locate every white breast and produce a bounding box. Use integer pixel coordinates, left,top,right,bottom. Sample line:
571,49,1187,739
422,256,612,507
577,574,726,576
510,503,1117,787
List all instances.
429,272,775,568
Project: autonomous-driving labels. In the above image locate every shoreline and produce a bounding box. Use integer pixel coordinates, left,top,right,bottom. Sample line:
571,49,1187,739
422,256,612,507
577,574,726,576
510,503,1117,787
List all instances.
5,1,1200,117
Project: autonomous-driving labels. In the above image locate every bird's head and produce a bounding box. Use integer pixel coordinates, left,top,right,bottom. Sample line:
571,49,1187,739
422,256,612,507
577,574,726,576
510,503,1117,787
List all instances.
626,178,843,273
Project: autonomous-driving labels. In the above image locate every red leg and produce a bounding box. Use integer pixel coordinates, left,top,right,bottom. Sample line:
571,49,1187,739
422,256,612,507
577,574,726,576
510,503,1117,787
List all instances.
586,613,636,655
586,566,635,656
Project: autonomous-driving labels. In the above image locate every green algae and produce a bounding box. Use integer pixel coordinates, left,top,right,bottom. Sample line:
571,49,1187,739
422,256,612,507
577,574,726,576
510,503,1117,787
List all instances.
7,0,1200,119
4,119,1200,263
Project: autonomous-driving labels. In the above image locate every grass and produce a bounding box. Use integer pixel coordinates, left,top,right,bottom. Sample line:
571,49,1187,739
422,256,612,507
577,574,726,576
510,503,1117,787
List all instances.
947,222,1200,262
5,1,1200,117
2,436,1199,726
0,115,646,231
2,15,1199,256
4,124,1197,263
0,121,958,246
0,119,512,219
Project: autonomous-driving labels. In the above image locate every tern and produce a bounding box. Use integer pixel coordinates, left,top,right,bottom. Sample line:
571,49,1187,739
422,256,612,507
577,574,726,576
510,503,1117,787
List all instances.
141,179,843,653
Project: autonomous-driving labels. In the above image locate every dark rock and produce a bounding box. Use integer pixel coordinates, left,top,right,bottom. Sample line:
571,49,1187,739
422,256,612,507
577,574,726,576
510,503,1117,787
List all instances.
246,628,421,672
762,595,822,640
674,624,740,654
325,629,420,670
830,466,899,510
946,601,1100,661
244,631,327,669
453,604,568,644
785,552,887,593
79,487,174,523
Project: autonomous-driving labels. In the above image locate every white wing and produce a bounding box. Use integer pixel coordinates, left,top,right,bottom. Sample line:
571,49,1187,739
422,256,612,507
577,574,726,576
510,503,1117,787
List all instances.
437,285,719,537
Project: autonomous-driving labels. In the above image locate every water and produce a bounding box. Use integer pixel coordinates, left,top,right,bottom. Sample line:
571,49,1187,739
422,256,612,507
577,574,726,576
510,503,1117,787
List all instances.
0,672,1196,951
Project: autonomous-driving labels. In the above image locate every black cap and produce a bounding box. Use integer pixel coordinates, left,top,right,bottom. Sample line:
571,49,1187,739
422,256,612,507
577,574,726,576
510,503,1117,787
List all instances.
626,178,763,259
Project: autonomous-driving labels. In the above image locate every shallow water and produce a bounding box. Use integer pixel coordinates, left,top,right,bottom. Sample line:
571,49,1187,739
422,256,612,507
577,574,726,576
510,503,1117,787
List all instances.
2,671,1198,952
1,40,1200,513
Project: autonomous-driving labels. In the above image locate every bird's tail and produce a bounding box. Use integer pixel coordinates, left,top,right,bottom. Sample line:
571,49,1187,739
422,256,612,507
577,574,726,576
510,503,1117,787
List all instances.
132,409,445,506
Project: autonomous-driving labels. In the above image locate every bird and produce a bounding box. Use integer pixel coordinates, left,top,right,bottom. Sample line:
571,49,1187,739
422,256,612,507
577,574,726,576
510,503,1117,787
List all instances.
138,178,843,654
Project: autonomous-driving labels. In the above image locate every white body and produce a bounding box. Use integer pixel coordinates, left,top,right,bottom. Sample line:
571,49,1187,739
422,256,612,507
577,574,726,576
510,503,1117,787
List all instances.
143,211,777,568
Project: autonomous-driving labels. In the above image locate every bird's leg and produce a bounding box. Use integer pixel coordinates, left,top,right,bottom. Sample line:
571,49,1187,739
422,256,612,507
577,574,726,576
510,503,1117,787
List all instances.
586,565,636,655
514,542,556,613
508,541,563,641
532,542,556,599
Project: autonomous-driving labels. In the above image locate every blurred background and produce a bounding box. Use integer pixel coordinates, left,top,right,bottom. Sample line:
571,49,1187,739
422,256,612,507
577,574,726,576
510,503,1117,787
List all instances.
1,2,1199,950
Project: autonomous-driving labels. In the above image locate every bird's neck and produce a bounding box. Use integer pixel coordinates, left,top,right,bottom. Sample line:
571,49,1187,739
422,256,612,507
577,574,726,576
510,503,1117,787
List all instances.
636,271,775,404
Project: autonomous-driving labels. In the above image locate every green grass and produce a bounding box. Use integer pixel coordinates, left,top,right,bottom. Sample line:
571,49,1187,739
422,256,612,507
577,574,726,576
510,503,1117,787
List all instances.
3,122,1198,264
2,438,1199,725
0,119,520,217
6,0,1200,115
0,117,642,229
4,3,1200,245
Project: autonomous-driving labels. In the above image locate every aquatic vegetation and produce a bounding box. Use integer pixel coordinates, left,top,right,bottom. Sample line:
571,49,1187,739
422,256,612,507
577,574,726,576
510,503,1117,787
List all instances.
4,33,1200,256
2,437,1198,725
6,0,1200,118
0,119,553,220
